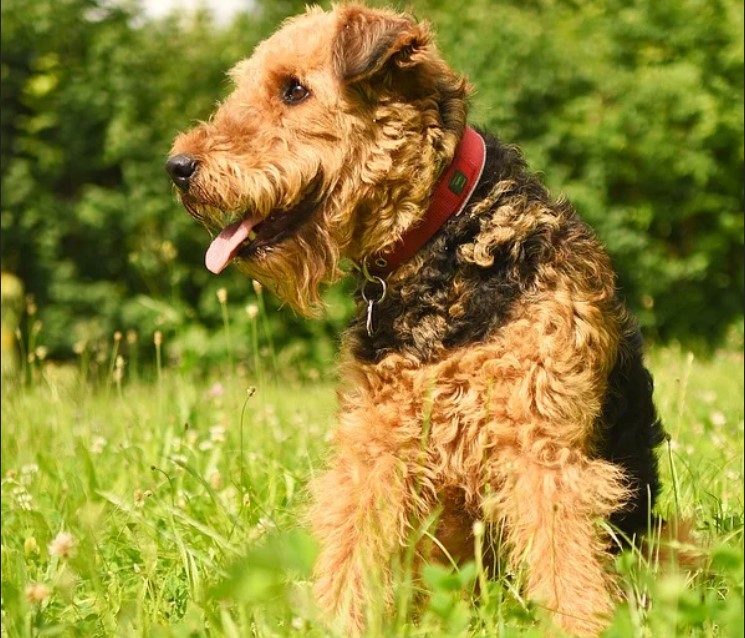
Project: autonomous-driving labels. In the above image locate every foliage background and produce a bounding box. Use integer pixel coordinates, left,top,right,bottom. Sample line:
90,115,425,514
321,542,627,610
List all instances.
1,0,743,372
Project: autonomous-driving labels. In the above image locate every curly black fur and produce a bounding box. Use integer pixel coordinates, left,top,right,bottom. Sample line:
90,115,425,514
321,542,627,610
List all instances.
599,328,667,542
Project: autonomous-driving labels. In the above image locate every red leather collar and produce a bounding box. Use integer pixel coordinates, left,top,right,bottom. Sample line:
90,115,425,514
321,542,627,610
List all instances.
366,126,486,277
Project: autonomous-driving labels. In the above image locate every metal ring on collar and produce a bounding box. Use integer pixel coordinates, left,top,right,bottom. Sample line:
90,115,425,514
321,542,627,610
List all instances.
361,276,387,304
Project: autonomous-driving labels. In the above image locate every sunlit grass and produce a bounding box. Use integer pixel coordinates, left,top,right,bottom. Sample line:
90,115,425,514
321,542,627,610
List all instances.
1,340,743,637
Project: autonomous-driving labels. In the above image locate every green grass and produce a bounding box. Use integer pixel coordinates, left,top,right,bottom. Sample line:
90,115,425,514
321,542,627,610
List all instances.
1,344,743,637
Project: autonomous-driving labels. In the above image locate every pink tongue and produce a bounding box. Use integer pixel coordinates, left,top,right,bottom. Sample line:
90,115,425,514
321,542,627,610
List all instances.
205,217,259,274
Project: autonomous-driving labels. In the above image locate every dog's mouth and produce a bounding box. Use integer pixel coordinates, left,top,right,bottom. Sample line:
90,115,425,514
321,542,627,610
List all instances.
186,178,323,274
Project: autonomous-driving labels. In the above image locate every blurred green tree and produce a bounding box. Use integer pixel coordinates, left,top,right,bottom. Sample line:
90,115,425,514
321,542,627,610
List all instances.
1,0,339,373
1,0,742,372
422,0,744,343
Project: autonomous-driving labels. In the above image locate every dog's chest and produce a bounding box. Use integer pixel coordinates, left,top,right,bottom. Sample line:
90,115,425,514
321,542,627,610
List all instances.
349,236,531,364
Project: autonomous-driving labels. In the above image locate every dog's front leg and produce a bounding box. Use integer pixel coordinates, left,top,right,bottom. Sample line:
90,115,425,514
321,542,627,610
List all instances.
483,447,629,637
310,440,418,635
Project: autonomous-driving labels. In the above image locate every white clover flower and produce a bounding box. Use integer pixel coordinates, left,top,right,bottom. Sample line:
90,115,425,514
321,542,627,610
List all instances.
710,411,726,427
20,464,39,484
90,436,107,455
17,494,33,511
13,486,33,510
209,425,226,443
206,382,224,399
48,532,76,559
25,582,51,604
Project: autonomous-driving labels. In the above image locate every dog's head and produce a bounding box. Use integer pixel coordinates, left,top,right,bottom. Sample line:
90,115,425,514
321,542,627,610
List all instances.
167,3,468,314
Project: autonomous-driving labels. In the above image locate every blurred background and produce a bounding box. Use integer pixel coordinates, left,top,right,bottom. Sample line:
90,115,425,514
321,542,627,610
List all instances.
1,0,743,379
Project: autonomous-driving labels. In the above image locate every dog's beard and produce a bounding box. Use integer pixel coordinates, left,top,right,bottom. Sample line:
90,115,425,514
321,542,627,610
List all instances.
234,214,344,316
181,168,349,314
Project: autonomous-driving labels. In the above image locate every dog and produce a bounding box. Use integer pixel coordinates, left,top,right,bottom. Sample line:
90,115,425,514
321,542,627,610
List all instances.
167,4,667,635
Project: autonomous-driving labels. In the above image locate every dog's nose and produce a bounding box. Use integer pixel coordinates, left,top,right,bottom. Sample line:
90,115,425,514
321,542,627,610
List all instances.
166,154,198,190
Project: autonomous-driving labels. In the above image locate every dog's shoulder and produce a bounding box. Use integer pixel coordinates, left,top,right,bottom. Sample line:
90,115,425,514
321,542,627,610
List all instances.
348,130,618,364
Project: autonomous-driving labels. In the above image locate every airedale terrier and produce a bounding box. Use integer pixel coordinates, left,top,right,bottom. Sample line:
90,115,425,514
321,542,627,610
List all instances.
167,4,667,635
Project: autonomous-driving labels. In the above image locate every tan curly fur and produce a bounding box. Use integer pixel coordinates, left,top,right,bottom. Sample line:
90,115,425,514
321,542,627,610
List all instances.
168,4,670,636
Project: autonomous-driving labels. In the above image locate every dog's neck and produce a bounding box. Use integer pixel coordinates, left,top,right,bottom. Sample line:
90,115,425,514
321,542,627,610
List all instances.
364,126,486,278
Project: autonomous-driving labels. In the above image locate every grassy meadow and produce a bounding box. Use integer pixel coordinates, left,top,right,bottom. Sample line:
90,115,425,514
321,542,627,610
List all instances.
1,326,743,637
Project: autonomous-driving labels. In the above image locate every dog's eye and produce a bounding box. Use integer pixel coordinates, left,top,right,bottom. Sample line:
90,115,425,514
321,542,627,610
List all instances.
283,78,310,104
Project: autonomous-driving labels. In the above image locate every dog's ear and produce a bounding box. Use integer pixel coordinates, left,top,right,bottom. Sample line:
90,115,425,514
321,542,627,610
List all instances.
334,5,429,83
